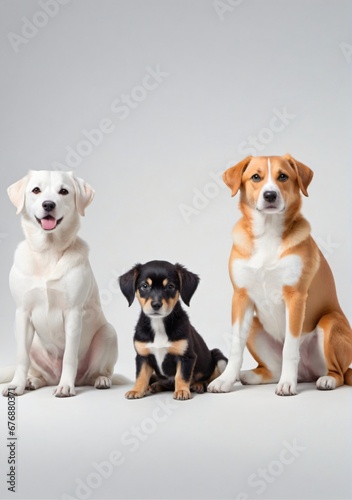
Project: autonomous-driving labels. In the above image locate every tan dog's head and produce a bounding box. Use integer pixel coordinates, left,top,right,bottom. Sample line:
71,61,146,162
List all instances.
223,155,313,216
8,170,94,233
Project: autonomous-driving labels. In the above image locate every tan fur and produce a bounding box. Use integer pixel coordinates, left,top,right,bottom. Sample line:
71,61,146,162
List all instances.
125,362,153,399
174,361,191,400
226,155,352,388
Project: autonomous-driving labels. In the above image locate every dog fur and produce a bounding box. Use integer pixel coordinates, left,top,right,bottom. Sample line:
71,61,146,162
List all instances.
1,170,118,397
119,260,227,400
208,155,352,396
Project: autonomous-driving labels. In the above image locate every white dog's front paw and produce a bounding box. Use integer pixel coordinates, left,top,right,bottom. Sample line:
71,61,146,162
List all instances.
275,380,297,396
316,376,336,390
53,384,76,397
94,376,112,389
207,376,235,393
2,384,25,397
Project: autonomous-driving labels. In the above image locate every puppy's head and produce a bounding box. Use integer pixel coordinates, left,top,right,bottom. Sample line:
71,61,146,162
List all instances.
119,260,199,318
7,170,94,232
223,155,314,216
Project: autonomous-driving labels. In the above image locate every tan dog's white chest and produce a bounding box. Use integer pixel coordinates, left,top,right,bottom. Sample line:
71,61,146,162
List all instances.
232,218,302,341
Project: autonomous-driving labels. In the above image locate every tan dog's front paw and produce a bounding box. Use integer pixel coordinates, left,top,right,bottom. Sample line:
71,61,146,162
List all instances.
125,390,145,399
174,389,191,400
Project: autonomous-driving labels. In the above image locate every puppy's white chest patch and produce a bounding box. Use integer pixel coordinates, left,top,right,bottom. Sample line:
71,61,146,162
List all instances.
147,318,171,375
232,233,302,341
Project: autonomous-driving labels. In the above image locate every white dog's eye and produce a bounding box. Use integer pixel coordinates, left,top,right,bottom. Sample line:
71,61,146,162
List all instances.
32,187,41,194
59,188,69,195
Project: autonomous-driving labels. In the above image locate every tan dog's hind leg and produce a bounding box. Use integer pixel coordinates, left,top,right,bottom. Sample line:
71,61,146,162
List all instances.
316,312,352,390
240,318,282,385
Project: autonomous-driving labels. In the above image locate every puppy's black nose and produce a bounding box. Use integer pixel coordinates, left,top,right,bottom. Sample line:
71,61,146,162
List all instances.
263,191,277,203
151,300,162,311
42,201,56,212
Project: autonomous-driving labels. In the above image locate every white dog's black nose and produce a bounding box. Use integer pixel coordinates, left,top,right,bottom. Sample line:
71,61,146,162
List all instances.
42,200,56,212
263,191,277,203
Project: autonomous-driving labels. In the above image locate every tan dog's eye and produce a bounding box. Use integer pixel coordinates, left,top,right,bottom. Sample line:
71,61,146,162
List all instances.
32,187,41,194
251,174,261,183
166,283,175,290
59,188,69,195
141,283,149,290
278,173,288,182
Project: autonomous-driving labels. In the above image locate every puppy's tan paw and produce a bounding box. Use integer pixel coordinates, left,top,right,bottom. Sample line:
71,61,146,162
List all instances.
174,389,191,400
125,390,145,399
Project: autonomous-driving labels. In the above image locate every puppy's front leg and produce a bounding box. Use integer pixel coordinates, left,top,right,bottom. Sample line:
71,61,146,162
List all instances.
275,287,306,396
174,354,196,400
208,290,254,393
2,308,34,396
53,308,82,397
125,356,153,399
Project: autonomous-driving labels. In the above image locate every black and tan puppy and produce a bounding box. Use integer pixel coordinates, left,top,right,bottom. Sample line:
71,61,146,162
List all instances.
119,260,227,400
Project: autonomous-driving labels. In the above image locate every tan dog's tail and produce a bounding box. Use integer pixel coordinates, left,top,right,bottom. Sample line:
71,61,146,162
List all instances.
0,366,16,384
344,368,352,386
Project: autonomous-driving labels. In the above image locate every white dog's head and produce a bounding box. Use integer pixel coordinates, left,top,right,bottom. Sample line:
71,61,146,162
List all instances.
8,170,95,233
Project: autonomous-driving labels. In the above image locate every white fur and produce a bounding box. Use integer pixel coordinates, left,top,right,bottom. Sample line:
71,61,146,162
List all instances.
208,304,254,393
146,318,171,375
208,208,304,395
2,171,118,397
233,212,302,342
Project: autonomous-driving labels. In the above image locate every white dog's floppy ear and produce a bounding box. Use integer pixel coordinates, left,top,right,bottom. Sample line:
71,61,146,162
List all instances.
71,175,95,216
7,174,29,214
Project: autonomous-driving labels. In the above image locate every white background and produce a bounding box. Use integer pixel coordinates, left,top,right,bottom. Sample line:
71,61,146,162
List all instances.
0,1,351,499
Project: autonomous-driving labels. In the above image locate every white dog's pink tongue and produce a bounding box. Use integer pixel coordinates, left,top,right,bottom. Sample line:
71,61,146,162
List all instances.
41,217,57,230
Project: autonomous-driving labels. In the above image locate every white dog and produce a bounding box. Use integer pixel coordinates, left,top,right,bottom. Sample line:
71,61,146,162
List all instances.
1,170,118,397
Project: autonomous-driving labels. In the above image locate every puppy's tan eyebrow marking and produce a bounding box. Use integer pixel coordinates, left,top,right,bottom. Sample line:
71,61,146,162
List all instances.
146,278,152,286
162,278,169,286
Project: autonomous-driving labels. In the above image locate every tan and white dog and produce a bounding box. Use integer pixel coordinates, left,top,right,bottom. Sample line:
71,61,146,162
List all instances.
1,170,118,397
208,154,352,396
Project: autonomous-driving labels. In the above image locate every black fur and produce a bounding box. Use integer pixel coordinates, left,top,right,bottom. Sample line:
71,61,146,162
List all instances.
119,260,227,399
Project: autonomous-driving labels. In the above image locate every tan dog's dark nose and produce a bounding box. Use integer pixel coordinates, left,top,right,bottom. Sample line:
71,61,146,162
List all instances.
263,191,277,203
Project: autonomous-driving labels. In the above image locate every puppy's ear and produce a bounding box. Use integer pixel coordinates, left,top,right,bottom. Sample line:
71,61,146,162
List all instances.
175,264,200,306
7,174,29,214
119,264,141,306
71,174,95,216
223,156,252,197
284,154,314,197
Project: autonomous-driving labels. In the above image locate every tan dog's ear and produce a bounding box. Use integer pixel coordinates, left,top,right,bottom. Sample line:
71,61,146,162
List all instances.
284,154,314,197
71,174,95,216
7,174,29,214
223,156,252,196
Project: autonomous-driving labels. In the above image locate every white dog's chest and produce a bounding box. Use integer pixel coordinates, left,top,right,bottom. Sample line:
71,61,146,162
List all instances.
232,246,302,341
